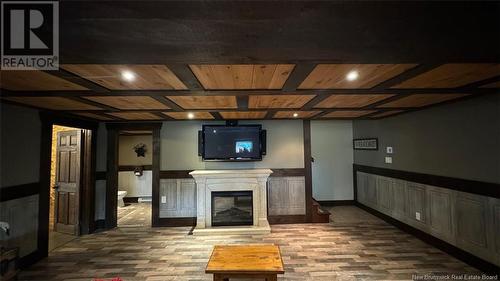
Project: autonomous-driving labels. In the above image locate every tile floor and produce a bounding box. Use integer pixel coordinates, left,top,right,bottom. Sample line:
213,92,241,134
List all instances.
20,206,480,281
117,202,152,227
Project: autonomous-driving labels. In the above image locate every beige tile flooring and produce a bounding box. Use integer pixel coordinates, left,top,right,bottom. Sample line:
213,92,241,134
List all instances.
48,231,76,252
118,202,152,227
20,206,480,281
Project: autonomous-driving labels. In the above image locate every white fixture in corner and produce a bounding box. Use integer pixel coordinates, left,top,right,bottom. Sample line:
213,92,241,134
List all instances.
189,169,273,235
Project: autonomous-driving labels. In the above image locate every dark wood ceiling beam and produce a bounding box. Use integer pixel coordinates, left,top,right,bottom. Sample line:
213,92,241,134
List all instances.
210,112,223,120
370,63,442,90
153,112,174,120
66,96,120,111
151,96,184,111
264,110,277,119
236,96,249,110
166,64,203,90
301,95,331,110
43,69,110,93
282,63,316,92
2,88,496,97
47,107,420,113
459,75,500,89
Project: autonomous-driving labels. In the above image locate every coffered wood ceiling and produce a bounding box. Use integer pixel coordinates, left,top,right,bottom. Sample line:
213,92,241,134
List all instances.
190,64,294,90
0,2,498,121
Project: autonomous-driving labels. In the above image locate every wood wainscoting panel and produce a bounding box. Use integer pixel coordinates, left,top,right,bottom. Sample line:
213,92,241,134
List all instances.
248,95,315,109
189,64,295,89
378,94,468,108
62,64,187,90
166,96,237,109
3,97,103,110
267,177,306,216
393,64,500,88
455,193,488,251
83,96,170,110
427,187,453,242
159,179,196,218
314,94,394,108
298,64,416,89
376,176,393,215
0,70,88,91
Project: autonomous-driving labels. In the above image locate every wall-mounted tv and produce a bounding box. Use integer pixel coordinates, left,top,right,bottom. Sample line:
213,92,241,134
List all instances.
199,125,266,161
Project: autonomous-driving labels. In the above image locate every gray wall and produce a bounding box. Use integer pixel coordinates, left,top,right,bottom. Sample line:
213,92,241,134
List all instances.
119,135,153,166
160,120,304,170
353,94,500,184
0,103,41,188
311,120,354,201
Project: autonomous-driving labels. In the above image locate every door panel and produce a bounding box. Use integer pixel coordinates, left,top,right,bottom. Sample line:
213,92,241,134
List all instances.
54,130,82,235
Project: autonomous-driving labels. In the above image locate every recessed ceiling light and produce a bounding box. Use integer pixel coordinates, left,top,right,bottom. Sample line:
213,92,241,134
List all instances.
293,112,299,118
187,112,195,119
121,70,136,82
346,70,359,81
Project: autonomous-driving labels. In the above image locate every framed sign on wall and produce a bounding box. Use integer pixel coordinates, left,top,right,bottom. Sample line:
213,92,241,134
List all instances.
353,138,378,150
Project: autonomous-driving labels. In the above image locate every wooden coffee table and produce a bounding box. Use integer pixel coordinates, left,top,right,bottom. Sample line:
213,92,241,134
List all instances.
206,245,284,281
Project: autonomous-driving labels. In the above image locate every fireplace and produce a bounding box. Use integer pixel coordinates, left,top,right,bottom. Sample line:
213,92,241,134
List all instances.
211,191,253,226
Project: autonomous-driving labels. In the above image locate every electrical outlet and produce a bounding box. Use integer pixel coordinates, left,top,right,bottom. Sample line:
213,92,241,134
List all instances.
385,156,392,164
415,212,421,221
161,196,166,204
386,146,393,154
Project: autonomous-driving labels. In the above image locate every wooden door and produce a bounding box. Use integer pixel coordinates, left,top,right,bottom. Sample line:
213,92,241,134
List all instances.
53,130,82,235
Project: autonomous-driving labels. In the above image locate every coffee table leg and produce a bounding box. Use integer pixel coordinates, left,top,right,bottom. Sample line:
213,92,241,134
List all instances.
265,274,277,281
212,274,229,281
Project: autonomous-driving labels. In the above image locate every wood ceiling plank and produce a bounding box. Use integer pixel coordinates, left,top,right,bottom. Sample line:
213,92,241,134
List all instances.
249,95,315,109
83,96,169,110
74,112,115,120
189,64,294,89
3,97,103,110
320,110,377,118
393,64,500,88
164,112,214,120
481,81,500,88
61,64,187,90
370,110,405,118
166,96,237,109
314,94,394,108
298,64,416,89
0,70,88,91
273,111,322,119
378,94,468,108
219,111,267,119
106,112,161,120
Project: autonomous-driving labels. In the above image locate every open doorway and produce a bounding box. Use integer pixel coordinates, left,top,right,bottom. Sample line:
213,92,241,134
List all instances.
48,125,84,251
117,130,153,227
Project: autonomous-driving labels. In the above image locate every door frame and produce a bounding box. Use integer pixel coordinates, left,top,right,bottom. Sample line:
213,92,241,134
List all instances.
105,122,162,228
39,112,98,258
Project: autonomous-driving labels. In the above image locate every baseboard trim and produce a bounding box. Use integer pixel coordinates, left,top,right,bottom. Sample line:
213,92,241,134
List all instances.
316,200,355,206
155,217,196,227
94,219,106,230
355,202,500,273
18,249,44,269
268,215,306,224
123,197,139,203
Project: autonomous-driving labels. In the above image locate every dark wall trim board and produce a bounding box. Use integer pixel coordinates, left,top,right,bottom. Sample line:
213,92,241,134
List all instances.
96,171,106,180
353,164,500,198
270,168,305,177
0,182,39,202
268,215,306,225
119,165,153,171
303,120,313,222
355,202,500,273
123,197,139,204
94,219,106,230
316,200,355,207
17,249,44,270
157,217,196,227
160,170,192,179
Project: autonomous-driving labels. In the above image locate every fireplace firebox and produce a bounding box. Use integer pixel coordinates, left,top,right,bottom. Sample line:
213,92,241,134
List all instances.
211,191,253,226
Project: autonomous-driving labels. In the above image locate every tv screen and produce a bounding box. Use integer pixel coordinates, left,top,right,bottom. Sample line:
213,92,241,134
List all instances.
202,125,263,161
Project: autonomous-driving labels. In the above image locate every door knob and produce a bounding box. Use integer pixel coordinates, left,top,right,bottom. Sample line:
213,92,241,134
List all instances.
52,185,59,189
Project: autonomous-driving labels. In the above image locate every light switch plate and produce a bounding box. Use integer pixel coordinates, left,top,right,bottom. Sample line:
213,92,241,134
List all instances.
415,212,421,221
161,196,166,204
386,146,393,154
385,156,392,164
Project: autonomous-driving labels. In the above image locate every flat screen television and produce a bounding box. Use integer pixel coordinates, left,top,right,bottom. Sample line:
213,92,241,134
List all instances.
200,125,266,161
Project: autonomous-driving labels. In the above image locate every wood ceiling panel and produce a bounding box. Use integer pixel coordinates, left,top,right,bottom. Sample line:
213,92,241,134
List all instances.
393,64,500,88
320,110,376,118
164,112,214,120
0,70,88,91
219,111,267,119
298,64,416,89
83,96,169,110
62,64,187,90
314,94,394,108
3,97,103,110
107,112,161,120
480,80,500,88
378,94,468,108
189,64,295,89
370,110,405,118
166,96,237,109
74,112,114,120
273,111,322,119
248,95,315,109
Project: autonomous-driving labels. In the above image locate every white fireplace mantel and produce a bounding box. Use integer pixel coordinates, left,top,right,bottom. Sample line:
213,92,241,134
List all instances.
189,169,273,235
